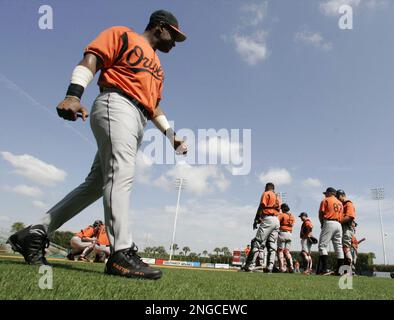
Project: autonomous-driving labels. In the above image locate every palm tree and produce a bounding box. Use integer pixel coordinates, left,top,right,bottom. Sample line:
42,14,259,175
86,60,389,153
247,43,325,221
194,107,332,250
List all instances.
213,247,221,256
221,247,230,256
171,243,179,254
189,252,197,261
202,250,208,257
182,246,191,256
156,246,167,257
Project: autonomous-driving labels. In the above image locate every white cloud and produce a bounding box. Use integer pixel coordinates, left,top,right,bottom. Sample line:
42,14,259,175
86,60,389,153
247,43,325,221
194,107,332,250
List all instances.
1,151,67,186
135,151,154,184
154,161,230,196
259,168,292,186
240,1,268,26
302,178,323,188
224,1,270,66
319,0,387,16
294,30,333,51
3,184,43,197
233,31,269,66
32,200,48,210
0,215,11,223
131,199,256,253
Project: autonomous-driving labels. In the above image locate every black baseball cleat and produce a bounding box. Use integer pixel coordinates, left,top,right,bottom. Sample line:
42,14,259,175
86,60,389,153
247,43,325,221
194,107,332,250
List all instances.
7,224,50,265
105,245,162,280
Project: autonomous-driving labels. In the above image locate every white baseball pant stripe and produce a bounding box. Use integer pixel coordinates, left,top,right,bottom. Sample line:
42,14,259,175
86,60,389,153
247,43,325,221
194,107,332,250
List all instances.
318,220,344,258
43,91,147,253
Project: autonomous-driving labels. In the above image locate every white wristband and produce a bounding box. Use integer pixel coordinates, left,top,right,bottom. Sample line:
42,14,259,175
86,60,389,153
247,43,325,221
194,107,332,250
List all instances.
152,115,171,133
70,65,94,88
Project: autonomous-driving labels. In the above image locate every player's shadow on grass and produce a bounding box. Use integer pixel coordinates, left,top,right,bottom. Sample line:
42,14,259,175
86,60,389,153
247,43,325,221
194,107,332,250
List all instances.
0,259,104,275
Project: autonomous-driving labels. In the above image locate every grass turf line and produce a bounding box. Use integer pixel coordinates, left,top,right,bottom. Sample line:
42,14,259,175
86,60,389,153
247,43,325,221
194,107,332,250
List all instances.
0,256,393,300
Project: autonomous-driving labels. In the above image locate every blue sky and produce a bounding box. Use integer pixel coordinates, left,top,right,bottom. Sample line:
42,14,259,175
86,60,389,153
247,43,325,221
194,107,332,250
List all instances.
0,0,393,263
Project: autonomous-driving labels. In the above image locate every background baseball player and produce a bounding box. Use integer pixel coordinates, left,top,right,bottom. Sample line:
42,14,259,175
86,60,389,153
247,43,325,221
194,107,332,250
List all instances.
93,222,111,262
277,203,295,273
351,221,366,273
243,182,281,273
317,187,344,275
67,220,103,262
299,212,315,274
336,189,356,267
7,10,187,280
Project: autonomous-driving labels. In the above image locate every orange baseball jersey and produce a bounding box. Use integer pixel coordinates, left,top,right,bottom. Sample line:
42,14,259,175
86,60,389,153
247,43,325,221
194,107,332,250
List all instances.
75,226,95,239
342,200,356,221
319,196,343,221
279,212,295,232
300,219,313,239
260,191,281,216
244,247,251,256
96,224,110,246
85,26,164,117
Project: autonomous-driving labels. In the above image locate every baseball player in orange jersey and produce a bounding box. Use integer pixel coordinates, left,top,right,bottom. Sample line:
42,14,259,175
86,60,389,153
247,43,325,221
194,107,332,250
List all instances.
93,222,111,261
299,212,314,274
7,10,188,280
336,189,356,267
243,182,281,273
67,220,103,262
350,221,365,273
277,203,295,273
317,187,344,275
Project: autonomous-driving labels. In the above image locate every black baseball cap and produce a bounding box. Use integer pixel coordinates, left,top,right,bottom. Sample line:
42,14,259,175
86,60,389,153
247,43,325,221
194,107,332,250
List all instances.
299,212,308,218
150,10,187,42
323,187,336,195
336,189,346,197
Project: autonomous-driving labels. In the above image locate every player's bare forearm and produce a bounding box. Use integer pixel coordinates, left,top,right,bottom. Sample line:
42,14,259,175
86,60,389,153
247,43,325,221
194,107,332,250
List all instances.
152,105,165,121
152,105,188,155
79,53,103,75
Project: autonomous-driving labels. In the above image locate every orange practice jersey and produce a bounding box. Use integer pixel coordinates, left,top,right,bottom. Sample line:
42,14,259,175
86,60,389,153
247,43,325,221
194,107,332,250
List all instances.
75,226,95,239
96,225,110,246
342,200,356,221
244,247,251,256
260,191,281,216
85,26,164,117
279,212,295,232
300,219,313,239
319,196,343,221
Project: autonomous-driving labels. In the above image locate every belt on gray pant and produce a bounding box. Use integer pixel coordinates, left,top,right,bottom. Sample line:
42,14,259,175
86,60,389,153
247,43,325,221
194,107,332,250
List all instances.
100,87,150,119
324,218,339,222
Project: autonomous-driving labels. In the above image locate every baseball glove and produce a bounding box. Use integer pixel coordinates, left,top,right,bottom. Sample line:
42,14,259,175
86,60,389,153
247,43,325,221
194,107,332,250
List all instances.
307,236,318,245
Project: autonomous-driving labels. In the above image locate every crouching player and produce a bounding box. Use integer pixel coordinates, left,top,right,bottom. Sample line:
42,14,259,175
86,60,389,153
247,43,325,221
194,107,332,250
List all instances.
94,223,111,262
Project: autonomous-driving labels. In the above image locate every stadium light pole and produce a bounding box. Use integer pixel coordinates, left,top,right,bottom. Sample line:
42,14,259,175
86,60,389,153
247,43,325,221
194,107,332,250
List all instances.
371,188,387,265
169,178,187,262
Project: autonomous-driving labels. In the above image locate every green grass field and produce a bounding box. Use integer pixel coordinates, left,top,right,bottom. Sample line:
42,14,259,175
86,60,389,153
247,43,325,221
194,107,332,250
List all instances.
0,254,393,300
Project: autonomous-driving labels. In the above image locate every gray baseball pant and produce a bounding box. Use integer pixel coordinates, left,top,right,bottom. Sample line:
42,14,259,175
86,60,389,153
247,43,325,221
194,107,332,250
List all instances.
250,215,279,271
318,220,344,258
42,91,147,253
